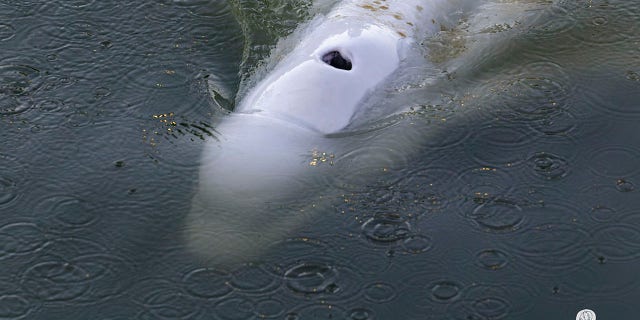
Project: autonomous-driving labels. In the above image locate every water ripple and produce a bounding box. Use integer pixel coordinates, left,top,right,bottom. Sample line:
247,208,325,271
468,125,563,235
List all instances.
446,283,538,319
0,23,16,41
467,198,526,234
22,261,89,302
429,280,463,303
284,262,338,295
133,278,203,320
0,63,42,98
230,264,280,295
510,223,591,277
590,215,640,262
527,151,570,180
214,297,254,320
0,154,23,207
0,222,46,259
361,214,412,245
0,293,32,319
566,1,639,47
181,268,232,299
254,298,286,319
287,303,347,320
21,238,134,304
464,124,538,166
475,249,510,271
587,145,640,177
363,282,397,303
34,194,99,231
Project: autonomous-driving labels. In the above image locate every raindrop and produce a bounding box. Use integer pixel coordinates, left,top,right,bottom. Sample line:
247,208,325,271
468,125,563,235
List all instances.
361,214,411,244
284,262,337,294
528,152,569,180
0,64,42,97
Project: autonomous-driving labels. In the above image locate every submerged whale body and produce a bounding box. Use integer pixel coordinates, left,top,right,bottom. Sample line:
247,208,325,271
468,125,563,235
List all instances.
184,0,550,264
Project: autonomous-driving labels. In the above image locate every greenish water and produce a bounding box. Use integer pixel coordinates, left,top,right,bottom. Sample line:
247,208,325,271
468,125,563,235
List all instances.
1,0,640,319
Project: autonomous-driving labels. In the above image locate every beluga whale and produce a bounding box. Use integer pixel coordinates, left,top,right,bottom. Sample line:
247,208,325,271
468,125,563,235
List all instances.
184,0,552,264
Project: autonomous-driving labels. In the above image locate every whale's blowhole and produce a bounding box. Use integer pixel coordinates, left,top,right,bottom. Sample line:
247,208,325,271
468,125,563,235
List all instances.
322,50,352,70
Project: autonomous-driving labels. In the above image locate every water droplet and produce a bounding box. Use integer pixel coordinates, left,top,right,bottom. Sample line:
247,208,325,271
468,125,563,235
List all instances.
284,263,337,294
361,214,411,244
528,152,569,180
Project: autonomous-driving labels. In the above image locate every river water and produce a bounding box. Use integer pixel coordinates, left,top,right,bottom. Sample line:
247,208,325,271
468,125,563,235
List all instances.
1,0,639,319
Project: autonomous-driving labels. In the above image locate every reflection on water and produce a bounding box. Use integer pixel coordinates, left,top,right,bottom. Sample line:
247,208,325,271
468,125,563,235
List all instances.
1,0,640,319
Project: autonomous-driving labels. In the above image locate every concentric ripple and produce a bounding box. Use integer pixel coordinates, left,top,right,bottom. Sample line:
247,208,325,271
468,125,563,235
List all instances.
566,1,639,46
0,293,32,319
467,198,526,233
510,223,591,277
587,145,640,177
34,194,99,231
229,264,280,294
0,222,46,258
527,152,570,180
21,238,134,304
363,282,397,303
284,262,338,294
182,268,232,299
361,214,412,245
475,249,510,271
0,64,42,97
446,283,538,319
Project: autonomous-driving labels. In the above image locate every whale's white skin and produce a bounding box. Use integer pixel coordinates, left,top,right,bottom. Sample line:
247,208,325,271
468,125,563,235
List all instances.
184,0,553,264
